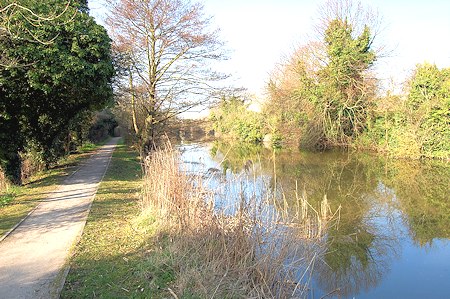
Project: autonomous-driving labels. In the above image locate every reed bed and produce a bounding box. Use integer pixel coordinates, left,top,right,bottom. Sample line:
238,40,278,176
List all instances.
142,143,340,298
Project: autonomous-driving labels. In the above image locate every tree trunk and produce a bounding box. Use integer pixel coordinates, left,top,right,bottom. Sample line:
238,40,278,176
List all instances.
5,151,22,185
129,67,139,135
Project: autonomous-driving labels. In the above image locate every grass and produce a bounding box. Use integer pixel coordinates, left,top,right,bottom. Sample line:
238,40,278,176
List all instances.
61,142,174,299
62,141,339,298
0,143,104,237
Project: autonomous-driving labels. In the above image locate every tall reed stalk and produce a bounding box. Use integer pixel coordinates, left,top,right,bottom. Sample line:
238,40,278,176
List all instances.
142,142,340,298
0,167,9,194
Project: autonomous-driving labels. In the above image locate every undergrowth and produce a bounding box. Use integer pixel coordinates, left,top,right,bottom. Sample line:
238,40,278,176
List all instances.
142,142,340,298
62,140,340,298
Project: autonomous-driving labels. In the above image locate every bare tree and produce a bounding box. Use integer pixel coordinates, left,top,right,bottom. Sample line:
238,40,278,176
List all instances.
107,0,227,151
316,0,382,47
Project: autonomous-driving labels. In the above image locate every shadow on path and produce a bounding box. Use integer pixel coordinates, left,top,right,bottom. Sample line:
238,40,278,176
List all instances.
0,137,120,299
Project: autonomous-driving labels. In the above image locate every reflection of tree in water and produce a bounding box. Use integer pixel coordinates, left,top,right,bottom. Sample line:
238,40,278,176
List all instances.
314,216,400,297
377,159,450,246
210,140,266,174
266,151,400,297
207,141,449,296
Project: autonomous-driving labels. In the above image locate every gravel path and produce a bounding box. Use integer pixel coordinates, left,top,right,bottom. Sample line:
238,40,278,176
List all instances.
0,137,120,299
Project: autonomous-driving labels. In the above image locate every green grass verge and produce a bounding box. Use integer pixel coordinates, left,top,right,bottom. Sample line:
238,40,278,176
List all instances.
0,143,104,237
62,143,174,299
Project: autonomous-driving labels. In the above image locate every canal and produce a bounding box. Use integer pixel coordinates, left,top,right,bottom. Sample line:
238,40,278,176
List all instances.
179,141,450,298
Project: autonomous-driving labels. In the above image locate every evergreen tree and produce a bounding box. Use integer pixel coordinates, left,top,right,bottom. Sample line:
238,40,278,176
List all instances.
0,0,114,184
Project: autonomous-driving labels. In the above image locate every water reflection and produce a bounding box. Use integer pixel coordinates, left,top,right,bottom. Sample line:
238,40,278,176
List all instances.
179,141,450,298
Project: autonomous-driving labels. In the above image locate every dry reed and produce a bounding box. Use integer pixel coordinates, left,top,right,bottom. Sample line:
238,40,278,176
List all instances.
142,142,340,298
0,167,9,194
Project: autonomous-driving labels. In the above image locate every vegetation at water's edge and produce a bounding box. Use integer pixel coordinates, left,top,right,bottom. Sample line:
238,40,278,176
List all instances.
63,141,339,298
210,62,450,160
208,4,449,160
357,63,450,159
210,96,265,143
141,142,339,297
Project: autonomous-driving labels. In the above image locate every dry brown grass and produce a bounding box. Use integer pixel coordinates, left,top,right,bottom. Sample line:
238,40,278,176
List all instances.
20,154,45,183
0,167,9,194
142,142,340,298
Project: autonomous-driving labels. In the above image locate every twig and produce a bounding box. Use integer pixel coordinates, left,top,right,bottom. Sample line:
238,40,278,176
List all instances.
168,287,179,299
320,288,341,299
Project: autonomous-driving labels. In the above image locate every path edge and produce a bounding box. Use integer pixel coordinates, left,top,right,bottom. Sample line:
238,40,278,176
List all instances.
0,143,105,243
0,137,116,243
52,137,120,299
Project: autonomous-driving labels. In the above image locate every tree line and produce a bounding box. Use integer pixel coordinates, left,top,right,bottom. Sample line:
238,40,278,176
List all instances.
211,0,450,159
2,0,448,187
1,0,227,185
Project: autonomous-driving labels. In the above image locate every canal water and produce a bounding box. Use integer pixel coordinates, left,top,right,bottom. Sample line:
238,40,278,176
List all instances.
178,141,450,299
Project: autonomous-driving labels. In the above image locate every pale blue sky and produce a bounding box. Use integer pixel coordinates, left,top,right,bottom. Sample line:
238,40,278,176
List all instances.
90,0,450,97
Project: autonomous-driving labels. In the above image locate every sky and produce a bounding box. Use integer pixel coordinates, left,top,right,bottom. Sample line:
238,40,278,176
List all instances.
89,0,450,100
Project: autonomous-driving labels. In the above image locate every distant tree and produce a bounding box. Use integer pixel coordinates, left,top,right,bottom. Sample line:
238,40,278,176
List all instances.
210,96,264,143
0,0,114,184
107,0,227,153
405,63,450,157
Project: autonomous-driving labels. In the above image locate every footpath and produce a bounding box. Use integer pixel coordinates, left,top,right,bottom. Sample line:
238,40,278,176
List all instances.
0,137,120,299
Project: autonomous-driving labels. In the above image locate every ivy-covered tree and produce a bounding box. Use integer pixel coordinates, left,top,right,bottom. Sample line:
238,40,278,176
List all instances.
0,1,82,68
264,0,379,149
0,0,114,184
320,17,376,143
